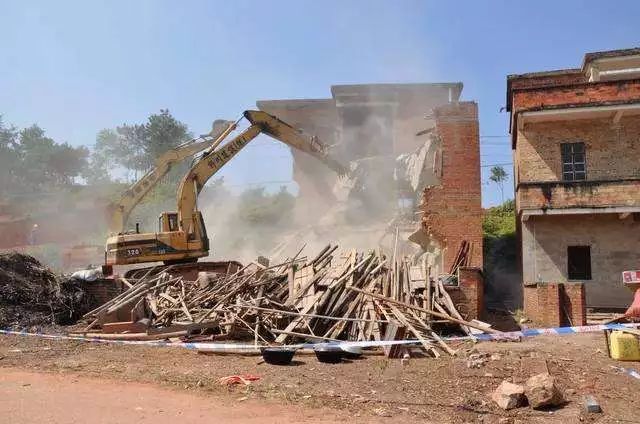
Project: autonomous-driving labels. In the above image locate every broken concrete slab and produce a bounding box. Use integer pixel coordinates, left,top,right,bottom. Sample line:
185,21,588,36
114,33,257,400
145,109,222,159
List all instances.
583,395,602,413
491,380,525,410
524,373,564,409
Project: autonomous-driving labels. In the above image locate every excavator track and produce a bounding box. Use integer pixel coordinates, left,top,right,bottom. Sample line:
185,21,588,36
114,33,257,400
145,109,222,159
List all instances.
122,260,243,281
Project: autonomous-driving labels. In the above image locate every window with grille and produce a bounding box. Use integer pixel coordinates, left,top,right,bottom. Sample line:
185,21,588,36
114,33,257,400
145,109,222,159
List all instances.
561,142,586,181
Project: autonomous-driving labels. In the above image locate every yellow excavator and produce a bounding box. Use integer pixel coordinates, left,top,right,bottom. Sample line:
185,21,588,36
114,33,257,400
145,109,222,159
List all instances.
64,119,234,272
104,110,346,276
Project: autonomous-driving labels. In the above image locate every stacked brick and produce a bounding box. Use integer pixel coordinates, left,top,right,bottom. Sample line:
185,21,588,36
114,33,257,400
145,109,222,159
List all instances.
80,279,125,310
523,282,586,327
446,267,484,320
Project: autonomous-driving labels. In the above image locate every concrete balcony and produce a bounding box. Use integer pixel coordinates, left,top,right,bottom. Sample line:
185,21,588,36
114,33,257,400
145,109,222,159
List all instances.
517,178,640,216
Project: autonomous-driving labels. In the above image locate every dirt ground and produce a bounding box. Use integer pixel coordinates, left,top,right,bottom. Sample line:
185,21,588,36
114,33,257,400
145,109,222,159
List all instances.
1,332,639,423
0,369,380,424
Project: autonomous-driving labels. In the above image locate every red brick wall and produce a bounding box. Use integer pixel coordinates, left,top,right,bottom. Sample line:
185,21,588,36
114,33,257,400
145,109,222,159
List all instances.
420,102,483,271
515,116,640,185
80,279,125,310
524,282,560,327
523,282,586,327
508,71,586,94
563,283,587,326
523,283,541,325
512,79,640,113
446,267,484,320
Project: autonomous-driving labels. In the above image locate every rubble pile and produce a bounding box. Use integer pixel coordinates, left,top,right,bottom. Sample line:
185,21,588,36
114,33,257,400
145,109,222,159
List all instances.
0,252,89,329
81,245,499,356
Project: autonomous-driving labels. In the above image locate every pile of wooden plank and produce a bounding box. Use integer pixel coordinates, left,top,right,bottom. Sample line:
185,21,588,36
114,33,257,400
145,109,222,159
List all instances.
78,244,499,357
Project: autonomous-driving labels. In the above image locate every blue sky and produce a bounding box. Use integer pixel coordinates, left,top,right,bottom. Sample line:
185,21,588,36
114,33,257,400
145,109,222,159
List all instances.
1,1,639,206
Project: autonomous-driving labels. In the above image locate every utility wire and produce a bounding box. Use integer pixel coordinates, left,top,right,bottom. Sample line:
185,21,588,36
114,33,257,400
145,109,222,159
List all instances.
481,162,512,168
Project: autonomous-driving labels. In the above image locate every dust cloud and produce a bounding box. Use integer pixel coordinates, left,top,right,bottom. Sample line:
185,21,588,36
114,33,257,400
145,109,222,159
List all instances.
200,103,443,265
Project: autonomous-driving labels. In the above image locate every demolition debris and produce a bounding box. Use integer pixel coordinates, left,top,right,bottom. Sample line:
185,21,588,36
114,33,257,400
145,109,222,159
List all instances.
78,244,498,357
0,253,90,329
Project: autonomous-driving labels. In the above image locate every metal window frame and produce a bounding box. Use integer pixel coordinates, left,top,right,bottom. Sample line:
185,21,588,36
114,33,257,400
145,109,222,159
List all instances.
561,142,587,181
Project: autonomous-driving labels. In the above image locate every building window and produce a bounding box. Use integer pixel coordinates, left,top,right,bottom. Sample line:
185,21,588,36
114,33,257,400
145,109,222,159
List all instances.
567,246,591,280
561,142,586,181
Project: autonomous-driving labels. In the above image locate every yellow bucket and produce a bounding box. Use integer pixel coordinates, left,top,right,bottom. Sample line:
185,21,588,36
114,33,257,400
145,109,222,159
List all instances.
608,330,640,361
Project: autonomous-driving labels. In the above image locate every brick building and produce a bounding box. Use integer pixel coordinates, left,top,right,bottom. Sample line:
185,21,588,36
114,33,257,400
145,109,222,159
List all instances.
507,48,640,310
258,83,484,317
257,83,465,229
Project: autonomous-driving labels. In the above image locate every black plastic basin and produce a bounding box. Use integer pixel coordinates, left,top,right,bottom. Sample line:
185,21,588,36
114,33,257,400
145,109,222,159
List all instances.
261,347,296,365
314,345,344,363
340,345,363,359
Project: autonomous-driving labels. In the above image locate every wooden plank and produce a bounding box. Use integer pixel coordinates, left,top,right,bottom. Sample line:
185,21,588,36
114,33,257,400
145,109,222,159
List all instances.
146,321,219,335
436,279,473,336
101,321,147,334
382,320,406,358
274,302,317,343
270,329,341,342
347,286,502,334
387,303,440,358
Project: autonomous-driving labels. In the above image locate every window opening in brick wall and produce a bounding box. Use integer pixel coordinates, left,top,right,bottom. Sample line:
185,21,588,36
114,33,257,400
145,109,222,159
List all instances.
561,142,586,181
567,246,591,280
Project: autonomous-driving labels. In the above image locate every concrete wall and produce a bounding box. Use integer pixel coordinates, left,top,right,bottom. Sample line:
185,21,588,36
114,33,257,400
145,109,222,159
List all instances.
521,213,639,308
518,180,640,211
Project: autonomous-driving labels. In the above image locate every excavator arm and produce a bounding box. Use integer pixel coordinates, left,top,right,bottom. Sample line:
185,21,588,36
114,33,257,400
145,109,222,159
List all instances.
177,110,347,236
107,119,235,234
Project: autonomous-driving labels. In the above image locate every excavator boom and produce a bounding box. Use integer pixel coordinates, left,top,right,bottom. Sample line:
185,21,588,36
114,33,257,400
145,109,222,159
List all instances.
177,110,347,237
107,120,234,234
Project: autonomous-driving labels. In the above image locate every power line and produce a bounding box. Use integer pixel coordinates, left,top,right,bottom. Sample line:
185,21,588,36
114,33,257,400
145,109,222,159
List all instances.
481,162,512,168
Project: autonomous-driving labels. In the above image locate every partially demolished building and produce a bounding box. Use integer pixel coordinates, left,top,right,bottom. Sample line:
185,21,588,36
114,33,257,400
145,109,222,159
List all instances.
258,83,484,318
507,48,640,313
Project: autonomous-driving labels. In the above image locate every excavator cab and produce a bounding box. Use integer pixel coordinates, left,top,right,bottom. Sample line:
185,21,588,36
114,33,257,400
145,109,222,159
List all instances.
159,212,179,232
105,210,209,267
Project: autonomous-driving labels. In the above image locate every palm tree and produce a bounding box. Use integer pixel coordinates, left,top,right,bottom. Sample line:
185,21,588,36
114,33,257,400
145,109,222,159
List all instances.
489,165,508,203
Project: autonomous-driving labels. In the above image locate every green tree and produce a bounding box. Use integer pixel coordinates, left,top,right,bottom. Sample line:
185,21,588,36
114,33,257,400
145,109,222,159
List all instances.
0,116,19,195
93,109,191,182
83,132,115,186
47,142,89,185
489,165,508,203
13,124,89,190
145,109,190,167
